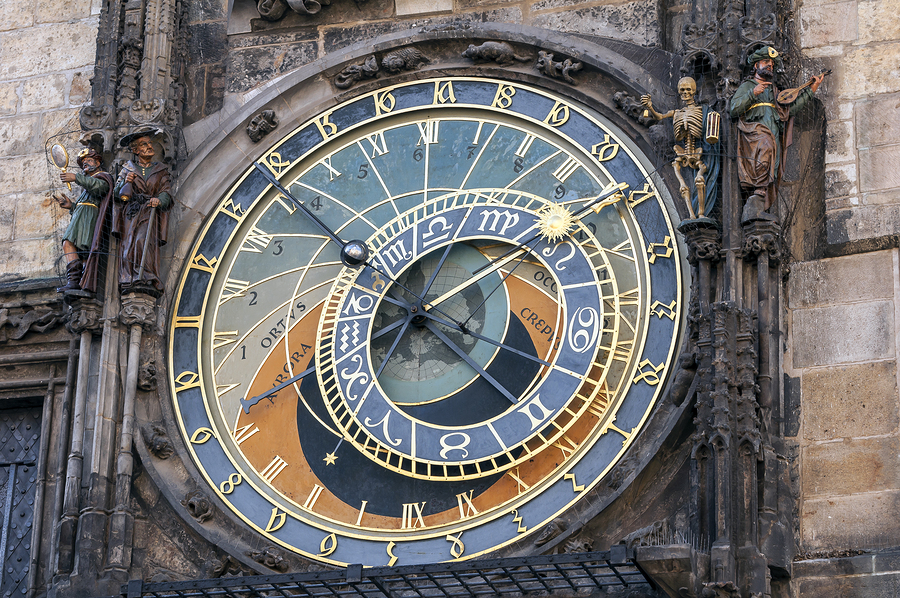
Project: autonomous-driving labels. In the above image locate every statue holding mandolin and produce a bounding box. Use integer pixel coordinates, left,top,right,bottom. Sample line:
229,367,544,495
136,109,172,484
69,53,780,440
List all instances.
730,45,828,221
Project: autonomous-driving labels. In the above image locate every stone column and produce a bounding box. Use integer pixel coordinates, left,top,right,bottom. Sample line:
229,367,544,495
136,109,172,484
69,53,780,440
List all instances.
53,298,102,579
105,293,156,580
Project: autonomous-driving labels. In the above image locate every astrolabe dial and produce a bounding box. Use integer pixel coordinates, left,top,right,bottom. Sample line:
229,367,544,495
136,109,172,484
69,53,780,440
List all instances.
169,77,685,567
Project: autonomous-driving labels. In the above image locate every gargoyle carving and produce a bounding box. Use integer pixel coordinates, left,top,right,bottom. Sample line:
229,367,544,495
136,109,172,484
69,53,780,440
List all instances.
461,41,530,66
535,51,582,85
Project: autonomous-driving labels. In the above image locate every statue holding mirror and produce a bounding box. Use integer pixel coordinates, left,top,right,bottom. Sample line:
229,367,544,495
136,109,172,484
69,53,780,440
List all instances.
49,146,115,293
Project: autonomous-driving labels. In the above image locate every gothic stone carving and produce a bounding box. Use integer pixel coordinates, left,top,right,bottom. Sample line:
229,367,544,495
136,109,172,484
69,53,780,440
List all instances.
0,308,66,341
120,292,157,328
461,42,530,66
333,49,428,90
138,359,157,391
181,490,214,523
613,91,655,127
248,546,289,572
381,48,429,74
247,110,278,143
142,424,175,460
334,55,379,90
535,51,582,85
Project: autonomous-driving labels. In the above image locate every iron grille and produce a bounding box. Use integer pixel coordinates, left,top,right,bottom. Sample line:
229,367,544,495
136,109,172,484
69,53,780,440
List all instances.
112,549,650,598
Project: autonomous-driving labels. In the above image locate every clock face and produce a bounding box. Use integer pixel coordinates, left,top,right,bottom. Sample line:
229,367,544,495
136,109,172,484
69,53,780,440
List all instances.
169,77,684,567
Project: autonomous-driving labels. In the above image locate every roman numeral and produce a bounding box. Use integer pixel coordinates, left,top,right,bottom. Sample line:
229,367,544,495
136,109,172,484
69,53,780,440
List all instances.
241,226,273,253
260,455,288,482
456,490,478,518
552,156,580,182
416,120,439,146
515,134,536,158
304,484,324,510
401,502,426,529
212,330,238,349
364,132,389,157
233,423,259,445
553,434,578,459
319,155,341,181
507,467,530,493
219,278,249,305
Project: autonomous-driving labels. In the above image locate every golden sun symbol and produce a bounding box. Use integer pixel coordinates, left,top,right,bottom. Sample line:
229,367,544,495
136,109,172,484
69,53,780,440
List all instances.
537,203,575,243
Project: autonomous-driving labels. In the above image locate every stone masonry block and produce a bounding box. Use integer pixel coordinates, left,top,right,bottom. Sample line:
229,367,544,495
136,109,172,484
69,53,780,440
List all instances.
0,82,18,116
803,437,900,497
859,146,900,193
531,1,660,46
35,0,91,24
69,70,91,105
857,95,900,148
837,44,900,99
825,163,858,199
800,1,857,47
0,237,59,283
20,74,67,113
0,115,40,157
0,21,99,79
226,42,317,93
789,251,894,309
396,0,453,16
802,361,899,441
802,490,900,551
0,195,14,242
798,572,900,598
0,154,48,194
864,190,900,206
792,301,894,368
40,108,80,142
0,3,34,33
827,204,900,245
825,119,854,165
14,192,63,240
859,0,900,44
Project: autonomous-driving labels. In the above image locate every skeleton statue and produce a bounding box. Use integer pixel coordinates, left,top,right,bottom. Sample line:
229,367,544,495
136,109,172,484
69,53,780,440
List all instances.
641,77,720,219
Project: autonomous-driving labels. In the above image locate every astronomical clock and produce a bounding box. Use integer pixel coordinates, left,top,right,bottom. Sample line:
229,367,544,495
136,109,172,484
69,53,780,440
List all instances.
167,76,685,567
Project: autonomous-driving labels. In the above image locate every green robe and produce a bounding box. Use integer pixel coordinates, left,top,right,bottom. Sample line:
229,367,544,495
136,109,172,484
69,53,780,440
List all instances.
62,172,110,251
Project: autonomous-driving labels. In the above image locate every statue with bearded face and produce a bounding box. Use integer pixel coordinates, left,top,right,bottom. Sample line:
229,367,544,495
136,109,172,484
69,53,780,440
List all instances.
641,77,721,219
729,46,825,221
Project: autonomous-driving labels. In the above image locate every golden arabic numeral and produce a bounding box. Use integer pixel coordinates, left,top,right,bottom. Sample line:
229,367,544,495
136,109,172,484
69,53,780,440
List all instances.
446,533,465,559
633,359,665,386
386,541,398,567
434,80,457,104
220,198,245,220
491,84,516,109
173,315,201,328
627,183,657,208
265,507,287,532
511,509,528,533
191,253,218,273
374,90,395,115
591,134,620,162
189,427,215,444
219,473,242,494
318,533,338,557
650,299,678,320
314,112,338,139
174,371,201,392
647,236,674,264
544,100,570,127
261,152,291,176
564,472,585,493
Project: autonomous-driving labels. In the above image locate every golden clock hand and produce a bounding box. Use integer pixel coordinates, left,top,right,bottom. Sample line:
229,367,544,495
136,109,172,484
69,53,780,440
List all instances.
423,248,527,312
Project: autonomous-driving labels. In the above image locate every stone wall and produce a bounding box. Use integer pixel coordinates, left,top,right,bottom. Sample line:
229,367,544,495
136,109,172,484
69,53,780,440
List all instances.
799,0,900,252
0,0,99,283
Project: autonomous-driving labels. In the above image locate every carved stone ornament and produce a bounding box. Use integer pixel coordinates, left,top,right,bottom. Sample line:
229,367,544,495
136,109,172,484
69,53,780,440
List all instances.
247,109,278,143
680,222,722,265
205,555,246,578
79,105,114,130
533,518,566,546
248,546,289,572
535,51,582,85
181,490,214,523
741,220,781,262
700,581,741,598
119,292,157,327
613,91,655,127
142,424,175,460
461,41,530,66
334,55,379,90
381,48,429,74
0,307,66,341
257,0,331,19
128,99,166,125
138,359,158,391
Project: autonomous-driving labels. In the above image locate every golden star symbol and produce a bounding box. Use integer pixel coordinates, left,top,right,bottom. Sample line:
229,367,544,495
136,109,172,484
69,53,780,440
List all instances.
323,452,338,465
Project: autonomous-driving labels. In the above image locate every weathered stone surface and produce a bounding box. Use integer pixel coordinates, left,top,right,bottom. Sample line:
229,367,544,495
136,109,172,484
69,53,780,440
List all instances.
0,195,14,241
797,571,900,598
396,0,453,15
69,69,91,105
792,301,895,367
35,0,91,24
188,22,228,65
803,437,900,496
788,251,894,309
0,154,46,193
802,490,900,551
857,95,900,148
859,0,900,44
0,3,34,32
0,21,98,79
15,192,63,239
531,1,659,46
859,146,900,192
40,107,80,141
864,189,900,206
0,237,58,281
801,361,899,441
20,73,67,113
0,115,40,156
226,42,317,93
825,163,858,199
827,204,900,244
837,44,900,98
187,0,226,23
825,119,854,164
0,82,18,115
799,1,857,47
